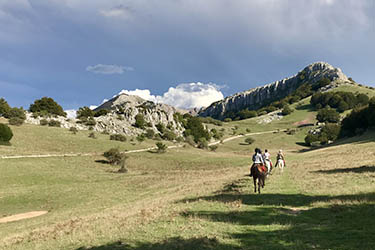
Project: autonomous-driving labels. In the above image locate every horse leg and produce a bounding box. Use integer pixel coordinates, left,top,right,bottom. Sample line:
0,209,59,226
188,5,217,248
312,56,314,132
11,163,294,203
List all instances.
258,179,261,194
253,176,257,193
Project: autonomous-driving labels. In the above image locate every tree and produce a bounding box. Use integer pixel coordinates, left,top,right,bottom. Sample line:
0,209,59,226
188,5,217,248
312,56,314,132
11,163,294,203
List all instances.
94,109,109,117
77,106,95,119
0,123,13,142
0,98,10,117
29,97,66,117
103,148,126,165
156,142,167,153
184,117,210,142
281,105,293,116
145,129,155,139
136,134,145,143
317,107,340,123
134,114,146,129
197,137,208,149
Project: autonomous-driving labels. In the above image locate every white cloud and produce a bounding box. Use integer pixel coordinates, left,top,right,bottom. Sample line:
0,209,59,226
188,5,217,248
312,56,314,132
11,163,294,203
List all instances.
114,82,224,109
100,5,133,19
89,105,98,110
65,109,77,118
86,64,134,74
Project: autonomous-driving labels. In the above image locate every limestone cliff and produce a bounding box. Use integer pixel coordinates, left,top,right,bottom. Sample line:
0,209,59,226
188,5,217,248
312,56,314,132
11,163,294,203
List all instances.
199,62,349,120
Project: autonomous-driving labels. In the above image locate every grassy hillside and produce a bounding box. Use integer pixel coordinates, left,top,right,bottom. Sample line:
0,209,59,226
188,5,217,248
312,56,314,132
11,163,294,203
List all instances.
1,84,374,249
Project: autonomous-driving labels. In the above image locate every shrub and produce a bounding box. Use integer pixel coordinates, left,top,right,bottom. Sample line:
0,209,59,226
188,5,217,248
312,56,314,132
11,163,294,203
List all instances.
317,108,340,123
77,106,94,119
145,129,155,139
156,123,166,133
185,135,196,146
197,137,208,149
224,118,232,122
156,142,167,153
0,123,13,142
281,105,293,116
40,119,48,126
29,97,66,117
136,134,146,143
85,117,96,126
94,109,109,117
244,137,255,145
118,156,129,173
209,145,218,152
304,133,320,146
134,114,146,129
69,127,78,134
321,123,341,141
5,107,26,121
48,120,61,127
103,148,126,165
183,117,211,142
162,130,177,141
0,98,10,117
88,132,96,139
110,134,127,142
9,117,24,126
246,128,251,133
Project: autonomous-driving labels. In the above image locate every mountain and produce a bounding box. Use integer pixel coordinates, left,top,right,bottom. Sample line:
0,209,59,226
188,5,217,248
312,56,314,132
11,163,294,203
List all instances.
199,62,349,120
93,93,184,135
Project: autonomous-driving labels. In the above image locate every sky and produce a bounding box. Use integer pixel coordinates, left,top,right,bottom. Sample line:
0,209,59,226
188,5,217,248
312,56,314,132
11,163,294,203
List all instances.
0,0,374,113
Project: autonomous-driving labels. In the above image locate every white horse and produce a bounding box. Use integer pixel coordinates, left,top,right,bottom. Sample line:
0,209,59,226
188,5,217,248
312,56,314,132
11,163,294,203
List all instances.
276,159,285,172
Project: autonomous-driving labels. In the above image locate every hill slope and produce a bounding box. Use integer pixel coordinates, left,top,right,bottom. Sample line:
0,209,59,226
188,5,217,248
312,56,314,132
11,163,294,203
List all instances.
199,62,349,120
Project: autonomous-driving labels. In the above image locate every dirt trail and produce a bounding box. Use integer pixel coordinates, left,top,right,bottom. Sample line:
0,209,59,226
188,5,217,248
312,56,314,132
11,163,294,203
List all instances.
0,130,283,160
0,211,48,224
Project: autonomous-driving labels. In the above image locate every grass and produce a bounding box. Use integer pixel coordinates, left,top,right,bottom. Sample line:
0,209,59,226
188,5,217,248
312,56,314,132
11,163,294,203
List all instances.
1,84,375,249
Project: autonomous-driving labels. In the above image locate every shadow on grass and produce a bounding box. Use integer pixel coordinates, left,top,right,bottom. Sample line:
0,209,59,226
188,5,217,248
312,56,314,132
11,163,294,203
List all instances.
295,103,314,111
296,130,375,153
0,141,11,146
95,159,110,164
313,165,375,174
77,237,234,250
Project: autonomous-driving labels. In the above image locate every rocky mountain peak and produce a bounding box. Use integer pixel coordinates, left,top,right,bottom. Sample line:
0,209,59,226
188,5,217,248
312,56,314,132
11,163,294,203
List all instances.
199,62,350,120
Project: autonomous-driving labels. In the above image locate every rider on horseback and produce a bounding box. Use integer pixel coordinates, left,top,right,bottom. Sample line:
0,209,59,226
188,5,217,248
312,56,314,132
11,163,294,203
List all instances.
250,148,265,177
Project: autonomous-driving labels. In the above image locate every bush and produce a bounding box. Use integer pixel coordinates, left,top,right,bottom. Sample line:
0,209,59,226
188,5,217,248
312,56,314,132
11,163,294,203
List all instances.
40,119,48,126
156,123,166,133
281,105,294,116
162,130,177,141
85,117,96,126
48,120,61,127
69,127,78,134
29,97,66,117
136,134,146,143
183,117,211,142
145,129,155,139
0,98,10,117
185,135,196,146
209,145,218,152
197,137,208,149
317,107,340,123
103,148,126,165
8,117,24,126
110,134,127,142
244,137,255,145
134,114,146,129
77,106,95,119
88,132,96,139
304,133,320,146
5,107,26,121
0,123,13,142
94,109,109,117
156,142,167,153
223,118,232,122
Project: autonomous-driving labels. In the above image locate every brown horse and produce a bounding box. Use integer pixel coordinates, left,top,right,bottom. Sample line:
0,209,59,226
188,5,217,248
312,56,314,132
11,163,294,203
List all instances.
250,164,267,193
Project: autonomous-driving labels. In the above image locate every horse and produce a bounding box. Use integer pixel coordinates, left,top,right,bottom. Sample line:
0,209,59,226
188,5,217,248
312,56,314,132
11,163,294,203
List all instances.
250,164,267,193
275,159,285,172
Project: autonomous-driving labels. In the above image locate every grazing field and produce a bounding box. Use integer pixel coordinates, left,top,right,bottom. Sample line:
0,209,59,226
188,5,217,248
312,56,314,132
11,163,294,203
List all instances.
1,88,375,249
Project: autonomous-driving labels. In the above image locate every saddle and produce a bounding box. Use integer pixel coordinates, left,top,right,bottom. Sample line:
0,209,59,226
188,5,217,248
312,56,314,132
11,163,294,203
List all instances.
255,164,267,173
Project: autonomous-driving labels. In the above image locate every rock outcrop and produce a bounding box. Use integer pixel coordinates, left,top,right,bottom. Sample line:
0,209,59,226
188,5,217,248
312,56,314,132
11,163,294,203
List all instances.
26,94,185,136
199,62,349,120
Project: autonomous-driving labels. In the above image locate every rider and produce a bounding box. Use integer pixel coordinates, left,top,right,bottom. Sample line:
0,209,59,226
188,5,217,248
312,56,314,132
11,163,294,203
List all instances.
275,149,285,169
250,148,265,177
263,149,272,173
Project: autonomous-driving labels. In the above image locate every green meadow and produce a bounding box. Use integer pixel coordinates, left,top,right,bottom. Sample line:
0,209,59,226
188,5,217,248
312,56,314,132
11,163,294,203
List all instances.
1,85,375,250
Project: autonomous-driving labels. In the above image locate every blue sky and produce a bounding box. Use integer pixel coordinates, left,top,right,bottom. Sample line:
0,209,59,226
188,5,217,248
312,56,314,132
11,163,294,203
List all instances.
0,0,374,111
